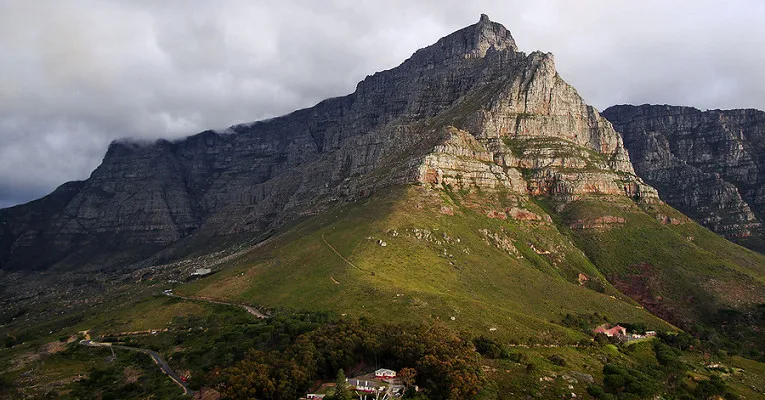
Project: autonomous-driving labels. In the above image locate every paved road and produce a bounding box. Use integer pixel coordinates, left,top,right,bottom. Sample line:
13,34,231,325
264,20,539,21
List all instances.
80,339,194,397
165,292,269,319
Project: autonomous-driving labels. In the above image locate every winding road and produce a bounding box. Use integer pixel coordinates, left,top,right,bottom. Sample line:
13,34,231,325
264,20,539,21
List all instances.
78,293,268,396
80,339,194,396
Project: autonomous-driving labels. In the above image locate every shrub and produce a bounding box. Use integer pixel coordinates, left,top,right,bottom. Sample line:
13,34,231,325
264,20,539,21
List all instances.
507,352,527,363
547,354,566,367
473,336,508,359
525,363,537,374
587,385,605,398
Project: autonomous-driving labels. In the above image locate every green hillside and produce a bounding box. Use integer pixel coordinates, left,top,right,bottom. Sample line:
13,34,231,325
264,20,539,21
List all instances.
177,183,764,349
5,184,765,398
178,186,666,342
557,197,765,324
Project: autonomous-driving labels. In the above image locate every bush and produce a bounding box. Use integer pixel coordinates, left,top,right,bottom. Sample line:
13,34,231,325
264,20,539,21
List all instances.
594,333,610,346
694,375,734,400
507,352,527,363
525,363,537,374
547,354,566,367
601,363,659,398
618,323,646,335
473,336,509,359
587,385,605,398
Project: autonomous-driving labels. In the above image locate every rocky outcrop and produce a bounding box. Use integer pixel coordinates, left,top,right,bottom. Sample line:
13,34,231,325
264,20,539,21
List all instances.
603,104,765,251
0,15,656,272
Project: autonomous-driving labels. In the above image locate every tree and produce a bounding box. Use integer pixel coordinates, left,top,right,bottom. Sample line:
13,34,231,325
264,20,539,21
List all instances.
398,367,417,393
335,369,352,400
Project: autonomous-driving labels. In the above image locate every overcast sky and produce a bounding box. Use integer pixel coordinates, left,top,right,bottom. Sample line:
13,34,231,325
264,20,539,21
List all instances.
1,0,764,208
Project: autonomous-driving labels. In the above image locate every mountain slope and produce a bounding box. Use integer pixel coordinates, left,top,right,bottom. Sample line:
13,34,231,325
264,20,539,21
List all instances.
180,185,674,342
603,104,765,252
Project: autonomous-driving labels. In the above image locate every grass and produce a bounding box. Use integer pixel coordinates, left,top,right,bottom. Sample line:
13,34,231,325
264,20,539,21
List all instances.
554,196,765,324
10,178,758,397
77,295,215,337
179,185,671,344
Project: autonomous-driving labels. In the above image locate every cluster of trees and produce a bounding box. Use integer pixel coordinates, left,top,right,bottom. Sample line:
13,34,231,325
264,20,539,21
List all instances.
77,302,749,400
560,312,610,333
586,333,738,400
122,307,334,391
472,336,510,359
211,319,483,400
697,304,765,361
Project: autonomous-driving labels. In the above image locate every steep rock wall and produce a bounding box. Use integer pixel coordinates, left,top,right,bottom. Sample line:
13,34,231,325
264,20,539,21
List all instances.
603,104,765,251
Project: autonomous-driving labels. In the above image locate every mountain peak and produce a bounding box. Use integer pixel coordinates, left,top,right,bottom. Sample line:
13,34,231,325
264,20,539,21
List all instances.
469,13,518,57
404,14,518,67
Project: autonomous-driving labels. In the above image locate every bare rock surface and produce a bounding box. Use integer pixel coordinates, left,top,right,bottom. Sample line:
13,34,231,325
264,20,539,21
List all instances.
603,104,765,251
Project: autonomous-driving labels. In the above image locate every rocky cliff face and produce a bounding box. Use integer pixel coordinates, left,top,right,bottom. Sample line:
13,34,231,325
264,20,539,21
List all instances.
0,15,655,272
603,104,765,251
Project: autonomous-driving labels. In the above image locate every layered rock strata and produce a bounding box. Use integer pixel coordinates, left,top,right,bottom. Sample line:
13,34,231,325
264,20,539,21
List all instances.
603,104,765,251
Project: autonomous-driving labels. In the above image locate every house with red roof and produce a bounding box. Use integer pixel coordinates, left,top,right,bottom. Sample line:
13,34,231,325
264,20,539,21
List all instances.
594,324,627,337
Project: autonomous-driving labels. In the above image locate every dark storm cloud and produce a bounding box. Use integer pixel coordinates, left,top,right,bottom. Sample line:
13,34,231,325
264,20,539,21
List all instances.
1,0,763,207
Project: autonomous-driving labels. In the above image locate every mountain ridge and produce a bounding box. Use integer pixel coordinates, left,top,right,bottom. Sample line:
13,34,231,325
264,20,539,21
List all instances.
0,15,654,272
603,103,765,252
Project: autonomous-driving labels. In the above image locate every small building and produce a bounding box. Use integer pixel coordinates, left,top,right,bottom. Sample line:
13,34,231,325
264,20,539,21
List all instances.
645,330,657,337
375,368,397,379
348,379,382,393
594,324,627,337
305,395,325,399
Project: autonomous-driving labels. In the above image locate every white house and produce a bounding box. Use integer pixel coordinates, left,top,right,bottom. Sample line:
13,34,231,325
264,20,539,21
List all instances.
348,379,381,393
375,368,396,379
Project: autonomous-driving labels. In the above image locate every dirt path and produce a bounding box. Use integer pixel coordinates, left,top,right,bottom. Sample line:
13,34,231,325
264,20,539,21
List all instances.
166,292,268,319
322,235,371,274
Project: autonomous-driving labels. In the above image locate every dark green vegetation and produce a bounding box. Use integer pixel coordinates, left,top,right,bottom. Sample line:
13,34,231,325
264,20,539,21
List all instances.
2,285,765,399
215,319,483,399
10,311,763,400
0,340,185,399
63,348,186,400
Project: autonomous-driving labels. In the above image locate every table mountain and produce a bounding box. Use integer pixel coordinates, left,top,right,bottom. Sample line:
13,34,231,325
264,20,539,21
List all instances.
603,104,765,252
0,14,654,272
1,16,763,341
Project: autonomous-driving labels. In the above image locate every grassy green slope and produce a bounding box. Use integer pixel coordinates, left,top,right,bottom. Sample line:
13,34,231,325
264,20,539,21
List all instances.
180,185,671,344
554,196,765,325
